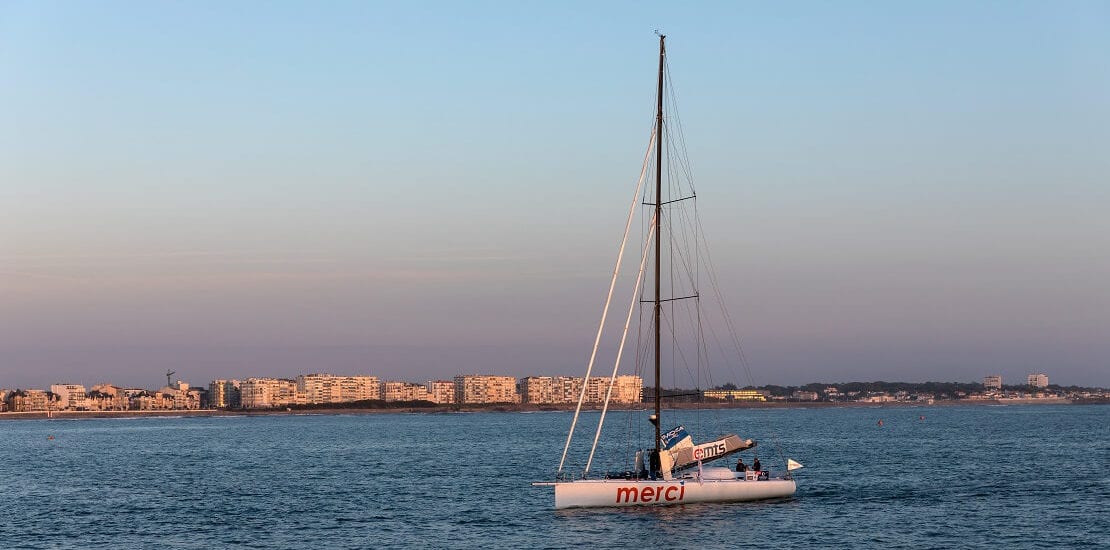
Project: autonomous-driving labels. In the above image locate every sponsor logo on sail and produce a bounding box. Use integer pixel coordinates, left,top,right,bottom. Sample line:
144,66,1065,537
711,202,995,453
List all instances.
691,441,727,461
660,426,690,450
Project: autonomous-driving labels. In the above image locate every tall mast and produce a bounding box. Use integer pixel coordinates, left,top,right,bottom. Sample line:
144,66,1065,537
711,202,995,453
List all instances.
653,34,665,454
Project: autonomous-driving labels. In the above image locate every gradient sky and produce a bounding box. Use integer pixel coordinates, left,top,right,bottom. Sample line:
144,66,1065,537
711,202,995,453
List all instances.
2,1,1108,389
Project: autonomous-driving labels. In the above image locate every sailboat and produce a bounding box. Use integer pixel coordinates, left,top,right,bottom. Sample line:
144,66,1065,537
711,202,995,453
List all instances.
533,35,802,509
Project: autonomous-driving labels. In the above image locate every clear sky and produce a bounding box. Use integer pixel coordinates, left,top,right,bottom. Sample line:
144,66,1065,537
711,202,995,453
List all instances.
2,1,1108,389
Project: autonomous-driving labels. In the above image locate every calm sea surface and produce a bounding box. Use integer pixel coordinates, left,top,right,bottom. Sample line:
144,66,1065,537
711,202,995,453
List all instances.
1,405,1107,549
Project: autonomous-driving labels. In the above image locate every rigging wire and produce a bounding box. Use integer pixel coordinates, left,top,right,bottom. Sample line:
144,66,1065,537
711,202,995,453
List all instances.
585,216,656,475
558,128,655,475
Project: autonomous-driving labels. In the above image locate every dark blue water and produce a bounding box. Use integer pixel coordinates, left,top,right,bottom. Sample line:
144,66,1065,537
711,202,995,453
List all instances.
2,405,1107,548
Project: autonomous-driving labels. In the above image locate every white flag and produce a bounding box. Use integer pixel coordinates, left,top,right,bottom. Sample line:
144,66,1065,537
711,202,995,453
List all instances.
786,458,804,471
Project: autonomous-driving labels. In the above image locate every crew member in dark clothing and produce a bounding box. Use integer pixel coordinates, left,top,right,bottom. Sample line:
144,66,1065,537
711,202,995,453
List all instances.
735,457,747,472
752,457,762,473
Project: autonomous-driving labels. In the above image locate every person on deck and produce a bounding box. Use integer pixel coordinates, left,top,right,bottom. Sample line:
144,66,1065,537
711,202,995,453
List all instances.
735,457,747,472
752,457,762,473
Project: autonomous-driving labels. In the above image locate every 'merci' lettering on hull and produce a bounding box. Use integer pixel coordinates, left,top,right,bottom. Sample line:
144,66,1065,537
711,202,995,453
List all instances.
616,484,685,504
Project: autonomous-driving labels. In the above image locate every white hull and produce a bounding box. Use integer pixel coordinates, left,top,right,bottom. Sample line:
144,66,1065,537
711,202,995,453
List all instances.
552,477,796,509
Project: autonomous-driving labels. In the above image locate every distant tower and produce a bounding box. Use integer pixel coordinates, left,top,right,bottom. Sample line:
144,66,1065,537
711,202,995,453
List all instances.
1027,373,1048,389
165,370,176,388
983,375,1002,390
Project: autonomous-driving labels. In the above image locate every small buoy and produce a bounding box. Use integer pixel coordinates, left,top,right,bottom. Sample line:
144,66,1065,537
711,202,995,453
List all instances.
919,415,925,421
877,419,883,426
47,435,54,440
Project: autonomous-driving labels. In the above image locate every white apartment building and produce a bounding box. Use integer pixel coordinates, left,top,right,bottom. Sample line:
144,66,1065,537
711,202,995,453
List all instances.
584,377,606,403
454,375,519,404
296,374,380,404
520,376,563,404
1027,373,1049,388
520,375,642,404
588,375,642,404
381,381,430,402
425,380,455,404
241,378,298,408
49,384,88,410
209,379,242,409
983,375,1002,390
519,376,584,404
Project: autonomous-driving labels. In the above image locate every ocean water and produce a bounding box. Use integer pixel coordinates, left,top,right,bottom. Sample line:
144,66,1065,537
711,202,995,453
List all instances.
1,405,1107,549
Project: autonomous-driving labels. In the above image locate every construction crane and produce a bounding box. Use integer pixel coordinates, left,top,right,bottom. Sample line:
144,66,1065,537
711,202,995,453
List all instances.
165,370,176,388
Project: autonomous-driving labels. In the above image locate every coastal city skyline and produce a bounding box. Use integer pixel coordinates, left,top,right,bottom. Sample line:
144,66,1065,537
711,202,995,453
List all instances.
4,2,1109,389
1,366,1105,395
5,369,1105,415
1,372,647,412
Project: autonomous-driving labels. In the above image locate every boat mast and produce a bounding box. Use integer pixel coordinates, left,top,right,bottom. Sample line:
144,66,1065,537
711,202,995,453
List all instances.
653,34,665,454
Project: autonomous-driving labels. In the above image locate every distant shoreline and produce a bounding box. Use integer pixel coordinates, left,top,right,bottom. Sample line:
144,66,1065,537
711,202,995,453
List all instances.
1,397,1104,421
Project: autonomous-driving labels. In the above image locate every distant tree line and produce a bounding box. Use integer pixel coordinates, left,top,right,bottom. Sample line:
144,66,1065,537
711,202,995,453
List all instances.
771,381,985,397
643,381,1105,401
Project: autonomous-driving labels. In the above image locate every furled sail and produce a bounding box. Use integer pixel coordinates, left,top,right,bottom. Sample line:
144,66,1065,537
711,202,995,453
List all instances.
669,434,755,472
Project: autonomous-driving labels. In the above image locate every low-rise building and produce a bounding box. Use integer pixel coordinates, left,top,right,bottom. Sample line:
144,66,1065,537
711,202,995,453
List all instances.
704,389,767,402
859,394,895,403
119,388,148,400
87,384,129,410
792,390,819,401
7,389,54,412
132,390,173,410
983,375,1002,390
152,381,202,410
